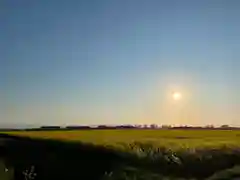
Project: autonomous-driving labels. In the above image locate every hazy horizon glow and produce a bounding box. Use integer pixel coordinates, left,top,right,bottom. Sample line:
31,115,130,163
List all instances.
1,0,240,127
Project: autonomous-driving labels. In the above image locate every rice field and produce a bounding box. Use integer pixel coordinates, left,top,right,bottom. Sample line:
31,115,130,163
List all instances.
4,129,240,149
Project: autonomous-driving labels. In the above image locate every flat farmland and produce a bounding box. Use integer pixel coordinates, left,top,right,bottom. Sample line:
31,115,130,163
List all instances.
2,129,240,179
4,129,240,149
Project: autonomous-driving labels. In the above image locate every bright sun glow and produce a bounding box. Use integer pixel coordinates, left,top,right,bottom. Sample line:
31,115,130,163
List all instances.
172,92,182,100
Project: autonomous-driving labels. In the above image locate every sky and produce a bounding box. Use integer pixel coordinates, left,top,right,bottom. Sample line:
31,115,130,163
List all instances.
1,0,239,127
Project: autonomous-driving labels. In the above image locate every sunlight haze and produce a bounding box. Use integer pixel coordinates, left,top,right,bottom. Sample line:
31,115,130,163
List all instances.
1,0,240,127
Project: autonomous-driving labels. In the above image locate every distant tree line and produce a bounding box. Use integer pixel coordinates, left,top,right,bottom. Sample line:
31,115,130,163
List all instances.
0,124,238,131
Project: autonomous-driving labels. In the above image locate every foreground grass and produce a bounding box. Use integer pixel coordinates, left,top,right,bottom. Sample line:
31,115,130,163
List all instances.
1,130,240,180
103,165,240,180
0,160,13,180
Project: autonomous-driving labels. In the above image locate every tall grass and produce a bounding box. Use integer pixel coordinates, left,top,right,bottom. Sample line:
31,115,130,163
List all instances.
1,131,240,180
4,129,240,149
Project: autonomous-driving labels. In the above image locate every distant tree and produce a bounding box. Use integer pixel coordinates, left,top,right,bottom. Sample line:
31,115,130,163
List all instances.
116,125,135,129
221,125,229,128
150,124,158,129
162,125,171,129
40,126,61,130
97,125,108,129
66,126,90,130
143,124,148,128
134,124,142,128
205,125,214,128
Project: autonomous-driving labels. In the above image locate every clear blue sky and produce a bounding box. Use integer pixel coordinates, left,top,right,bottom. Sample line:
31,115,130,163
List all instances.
1,0,239,126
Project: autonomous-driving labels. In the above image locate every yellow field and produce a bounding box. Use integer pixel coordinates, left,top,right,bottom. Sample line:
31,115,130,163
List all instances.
4,129,240,149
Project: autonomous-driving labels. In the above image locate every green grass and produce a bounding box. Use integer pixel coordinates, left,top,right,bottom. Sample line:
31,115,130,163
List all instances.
4,129,240,149
0,160,13,180
1,129,240,179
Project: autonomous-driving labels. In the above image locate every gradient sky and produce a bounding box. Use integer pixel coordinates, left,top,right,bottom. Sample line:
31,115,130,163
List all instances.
1,0,240,127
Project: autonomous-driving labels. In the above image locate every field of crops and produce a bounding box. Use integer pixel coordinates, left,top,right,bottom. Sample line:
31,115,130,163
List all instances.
2,129,240,179
4,129,240,149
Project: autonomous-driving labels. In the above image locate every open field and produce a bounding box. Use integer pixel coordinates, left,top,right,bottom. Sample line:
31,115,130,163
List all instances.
3,129,240,149
1,129,240,179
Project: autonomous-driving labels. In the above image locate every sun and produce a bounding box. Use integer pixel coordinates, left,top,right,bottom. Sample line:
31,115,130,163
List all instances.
172,92,182,100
